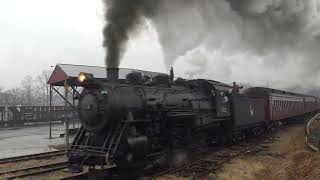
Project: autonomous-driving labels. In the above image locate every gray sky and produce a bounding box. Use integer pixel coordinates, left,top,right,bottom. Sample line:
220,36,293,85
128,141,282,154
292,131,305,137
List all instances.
1,0,320,92
0,0,165,89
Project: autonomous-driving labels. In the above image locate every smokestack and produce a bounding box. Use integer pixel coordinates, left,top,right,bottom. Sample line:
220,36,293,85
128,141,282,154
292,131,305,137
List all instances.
170,67,174,82
107,68,119,82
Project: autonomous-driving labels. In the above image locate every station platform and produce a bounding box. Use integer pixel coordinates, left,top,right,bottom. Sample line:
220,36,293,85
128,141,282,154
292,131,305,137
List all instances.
0,124,76,159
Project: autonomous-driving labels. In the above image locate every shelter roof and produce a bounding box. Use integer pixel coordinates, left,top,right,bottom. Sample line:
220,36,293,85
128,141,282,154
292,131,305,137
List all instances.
47,64,107,86
47,64,167,87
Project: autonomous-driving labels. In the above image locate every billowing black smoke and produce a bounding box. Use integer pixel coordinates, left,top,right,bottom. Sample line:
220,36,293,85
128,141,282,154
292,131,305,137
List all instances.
103,0,141,68
102,0,157,68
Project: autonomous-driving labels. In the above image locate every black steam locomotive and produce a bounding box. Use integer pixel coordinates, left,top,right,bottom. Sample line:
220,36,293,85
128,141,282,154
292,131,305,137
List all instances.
68,68,319,171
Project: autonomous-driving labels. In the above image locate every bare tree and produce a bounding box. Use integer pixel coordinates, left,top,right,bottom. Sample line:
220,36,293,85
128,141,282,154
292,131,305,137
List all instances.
37,70,52,106
21,76,34,105
3,88,24,106
0,70,56,106
0,86,4,105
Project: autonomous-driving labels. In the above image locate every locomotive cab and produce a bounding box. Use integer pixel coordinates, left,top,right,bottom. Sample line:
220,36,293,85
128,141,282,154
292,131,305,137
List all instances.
187,79,231,118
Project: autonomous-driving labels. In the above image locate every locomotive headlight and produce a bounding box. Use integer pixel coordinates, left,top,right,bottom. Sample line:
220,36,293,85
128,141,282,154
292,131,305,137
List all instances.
78,74,86,82
78,72,94,83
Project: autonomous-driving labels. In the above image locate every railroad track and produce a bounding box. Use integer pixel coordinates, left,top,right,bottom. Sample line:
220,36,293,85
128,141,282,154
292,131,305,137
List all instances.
154,135,276,179
59,172,89,180
0,161,68,179
0,150,66,164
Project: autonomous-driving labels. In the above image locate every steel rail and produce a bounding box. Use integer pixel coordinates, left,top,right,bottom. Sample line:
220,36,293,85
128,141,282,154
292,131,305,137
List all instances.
0,150,66,164
59,173,89,180
0,161,68,180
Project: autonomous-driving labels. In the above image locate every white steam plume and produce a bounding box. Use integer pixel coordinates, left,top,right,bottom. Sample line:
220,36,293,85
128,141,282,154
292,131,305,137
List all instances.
146,0,320,90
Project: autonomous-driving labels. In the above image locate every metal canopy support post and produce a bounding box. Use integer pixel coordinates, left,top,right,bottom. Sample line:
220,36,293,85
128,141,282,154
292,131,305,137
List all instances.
49,85,53,139
72,89,75,129
64,80,70,149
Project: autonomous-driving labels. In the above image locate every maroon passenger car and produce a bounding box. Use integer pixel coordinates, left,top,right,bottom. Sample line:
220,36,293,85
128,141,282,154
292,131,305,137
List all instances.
244,87,320,122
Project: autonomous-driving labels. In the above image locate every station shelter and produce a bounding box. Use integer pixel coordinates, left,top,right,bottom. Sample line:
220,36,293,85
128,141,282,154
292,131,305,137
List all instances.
47,64,107,143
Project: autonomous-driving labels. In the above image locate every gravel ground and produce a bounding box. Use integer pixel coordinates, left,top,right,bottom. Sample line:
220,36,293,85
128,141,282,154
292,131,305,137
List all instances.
156,123,320,180
212,124,320,180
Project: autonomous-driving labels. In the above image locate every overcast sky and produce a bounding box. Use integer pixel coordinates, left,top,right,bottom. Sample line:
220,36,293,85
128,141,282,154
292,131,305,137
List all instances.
0,0,165,89
1,0,320,92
